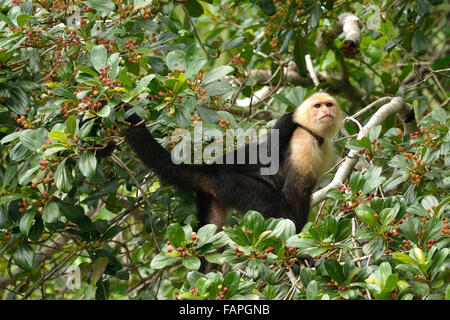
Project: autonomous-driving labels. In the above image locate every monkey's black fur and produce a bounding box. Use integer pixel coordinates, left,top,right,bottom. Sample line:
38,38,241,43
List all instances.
124,110,319,232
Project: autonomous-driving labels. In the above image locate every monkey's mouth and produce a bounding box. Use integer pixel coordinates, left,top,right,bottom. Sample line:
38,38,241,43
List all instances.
320,115,334,120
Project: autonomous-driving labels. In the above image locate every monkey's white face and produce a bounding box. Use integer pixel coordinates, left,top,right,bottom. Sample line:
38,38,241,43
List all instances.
294,93,342,138
310,100,339,125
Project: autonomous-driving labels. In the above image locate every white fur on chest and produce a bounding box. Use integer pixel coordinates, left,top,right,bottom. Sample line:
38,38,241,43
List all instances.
289,129,335,180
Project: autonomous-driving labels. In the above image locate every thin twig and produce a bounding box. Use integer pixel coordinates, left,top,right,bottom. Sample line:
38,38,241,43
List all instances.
111,154,161,252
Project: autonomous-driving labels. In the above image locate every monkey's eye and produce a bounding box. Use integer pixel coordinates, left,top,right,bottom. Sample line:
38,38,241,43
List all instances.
314,103,321,108
326,102,333,107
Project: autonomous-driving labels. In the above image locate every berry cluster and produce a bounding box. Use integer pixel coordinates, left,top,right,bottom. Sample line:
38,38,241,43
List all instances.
234,246,243,258
410,124,442,152
190,115,201,122
337,185,374,215
18,189,55,215
98,65,122,89
144,33,158,43
326,275,357,293
117,3,154,20
215,285,229,300
26,30,42,46
48,0,70,14
124,39,141,63
97,37,115,54
402,151,427,184
270,246,296,272
8,26,21,33
358,138,384,162
14,112,36,130
165,232,199,258
441,218,449,237
230,55,245,66
218,119,231,128
185,68,208,101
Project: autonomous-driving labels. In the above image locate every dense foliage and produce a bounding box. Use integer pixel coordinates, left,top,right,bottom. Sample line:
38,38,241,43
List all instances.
0,0,448,300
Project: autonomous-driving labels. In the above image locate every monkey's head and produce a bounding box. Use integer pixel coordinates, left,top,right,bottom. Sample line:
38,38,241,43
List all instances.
293,92,343,138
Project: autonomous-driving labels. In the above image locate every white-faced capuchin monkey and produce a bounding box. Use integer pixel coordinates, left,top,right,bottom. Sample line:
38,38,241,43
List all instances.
123,92,342,232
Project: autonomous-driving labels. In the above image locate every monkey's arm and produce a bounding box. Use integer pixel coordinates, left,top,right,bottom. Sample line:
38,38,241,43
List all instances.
124,112,216,192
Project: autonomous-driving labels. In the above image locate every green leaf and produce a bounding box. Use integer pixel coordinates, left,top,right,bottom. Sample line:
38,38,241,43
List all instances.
65,115,77,137
16,15,31,28
79,151,97,178
224,37,246,51
308,6,323,28
223,225,250,246
167,223,186,247
0,193,26,204
411,31,430,53
355,206,378,228
184,1,204,17
150,253,181,269
243,210,265,241
48,130,69,145
223,270,240,298
335,219,352,241
393,252,417,264
202,66,234,85
414,0,431,15
75,65,99,78
259,0,275,16
42,202,59,224
293,35,307,77
52,87,77,99
166,45,206,79
182,256,201,270
197,224,217,243
378,262,392,285
19,211,36,236
324,259,345,284
91,257,109,285
19,165,40,186
263,284,276,299
196,105,220,123
90,45,107,72
55,159,73,193
133,74,156,94
59,202,93,232
306,280,318,300
204,252,223,264
326,188,345,201
83,0,115,12
1,131,24,144
118,67,132,91
272,94,298,109
413,247,426,264
107,53,121,79
271,219,296,241
203,80,231,96
20,128,48,152
379,208,396,228
430,248,448,272
12,242,34,271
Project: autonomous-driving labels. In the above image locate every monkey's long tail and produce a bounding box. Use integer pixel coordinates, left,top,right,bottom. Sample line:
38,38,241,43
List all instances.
124,113,214,192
